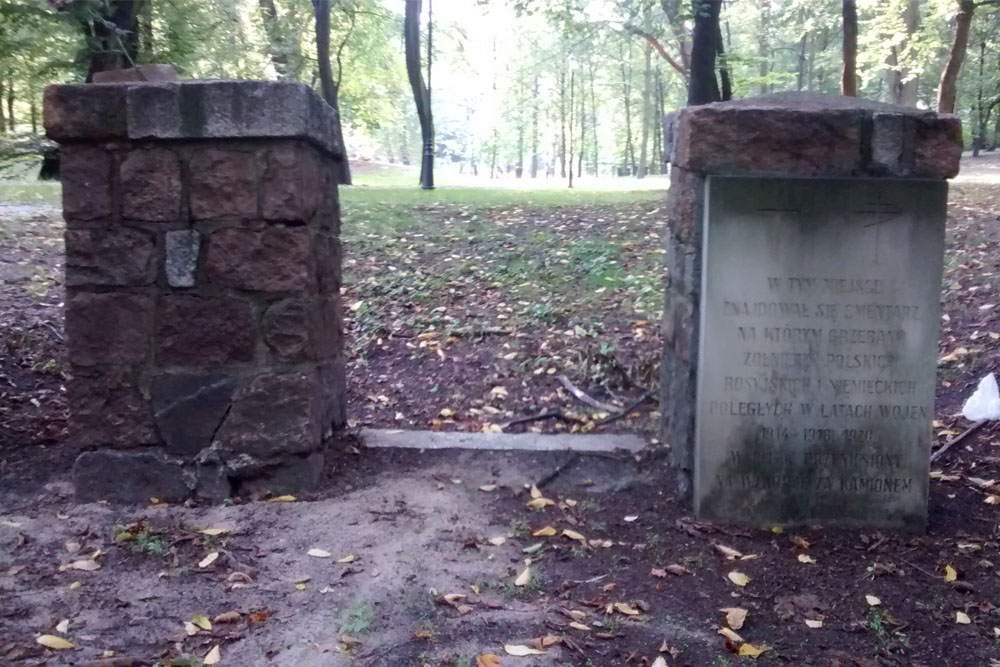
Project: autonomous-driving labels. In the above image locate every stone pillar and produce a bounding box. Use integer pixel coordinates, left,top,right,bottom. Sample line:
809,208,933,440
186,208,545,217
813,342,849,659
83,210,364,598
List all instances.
45,80,346,503
661,93,961,528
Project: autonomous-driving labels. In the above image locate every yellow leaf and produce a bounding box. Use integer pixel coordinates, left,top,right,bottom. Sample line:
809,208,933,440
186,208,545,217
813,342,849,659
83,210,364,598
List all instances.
956,611,971,624
337,554,357,563
184,621,199,636
865,595,881,606
652,658,668,667
805,619,823,629
487,536,506,546
514,564,531,586
439,408,454,417
204,644,221,665
739,643,767,658
569,621,590,631
727,571,750,587
561,529,586,543
307,548,332,558
614,602,640,616
715,544,743,560
491,386,508,397
199,528,230,536
36,635,75,650
479,484,498,492
198,552,219,568
530,484,542,499
295,583,306,590
268,495,297,502
191,615,212,631
526,497,554,510
502,352,518,360
477,655,501,667
944,564,957,582
504,644,545,656
532,526,557,537
798,554,817,564
69,581,82,590
720,607,747,630
717,626,743,643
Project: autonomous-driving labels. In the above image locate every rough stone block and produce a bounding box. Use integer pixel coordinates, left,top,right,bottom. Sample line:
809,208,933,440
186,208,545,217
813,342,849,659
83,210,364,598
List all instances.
315,234,342,293
205,226,313,291
150,373,237,457
156,295,255,366
67,367,158,447
913,115,963,179
65,291,153,366
262,143,323,222
120,148,183,221
43,84,127,142
871,113,908,175
317,295,343,359
65,227,157,286
214,371,324,466
238,452,325,497
189,147,258,220
164,229,200,288
262,297,317,362
60,146,113,221
195,462,233,503
74,449,191,503
319,358,347,429
666,167,703,245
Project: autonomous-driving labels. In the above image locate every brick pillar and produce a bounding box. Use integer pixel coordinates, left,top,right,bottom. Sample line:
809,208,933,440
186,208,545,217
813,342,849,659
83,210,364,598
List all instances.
45,80,345,503
660,93,962,506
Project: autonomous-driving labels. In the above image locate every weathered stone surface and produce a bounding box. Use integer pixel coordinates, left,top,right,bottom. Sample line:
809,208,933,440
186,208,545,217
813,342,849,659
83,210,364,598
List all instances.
195,462,232,503
262,298,316,362
156,295,255,366
238,452,324,497
92,64,178,83
150,373,236,457
60,146,112,221
262,143,323,222
913,115,963,179
164,229,200,288
666,167,704,245
319,358,347,429
315,234,342,293
189,147,258,220
43,84,127,142
65,291,153,366
694,177,945,530
214,372,324,464
205,226,313,291
67,367,158,447
65,227,157,286
74,449,191,503
120,148,182,221
317,295,342,359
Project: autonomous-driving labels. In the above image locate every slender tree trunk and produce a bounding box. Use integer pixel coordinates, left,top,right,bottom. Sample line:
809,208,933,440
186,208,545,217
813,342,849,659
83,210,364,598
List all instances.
637,43,652,179
84,0,143,81
517,93,524,178
688,0,721,105
559,70,567,178
569,66,575,189
259,0,290,79
404,0,434,188
975,40,985,156
30,95,37,134
716,22,732,101
0,74,5,134
797,31,808,91
577,68,585,178
841,0,858,96
757,0,769,94
937,0,975,114
620,41,635,174
6,72,13,131
589,62,599,176
313,0,352,184
530,75,539,178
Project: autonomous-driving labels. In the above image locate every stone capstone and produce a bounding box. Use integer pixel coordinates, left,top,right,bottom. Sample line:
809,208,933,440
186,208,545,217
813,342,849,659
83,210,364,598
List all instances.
164,229,200,288
150,373,236,457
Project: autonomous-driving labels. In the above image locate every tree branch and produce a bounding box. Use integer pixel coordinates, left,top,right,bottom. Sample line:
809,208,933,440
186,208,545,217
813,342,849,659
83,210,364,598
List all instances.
625,24,688,79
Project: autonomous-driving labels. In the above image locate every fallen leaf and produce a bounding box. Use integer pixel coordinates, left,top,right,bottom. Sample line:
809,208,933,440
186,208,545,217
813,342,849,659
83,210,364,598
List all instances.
198,552,219,568
956,611,971,624
487,536,506,546
514,564,531,586
191,615,212,631
717,626,743,642
307,548,332,558
805,619,823,628
491,386,508,397
728,571,750,587
479,484,498,492
295,583,306,590
715,544,743,560
720,607,747,630
183,621,199,636
337,554,357,563
944,564,958,582
267,495,296,502
865,595,881,606
651,658,668,667
664,564,692,576
204,644,221,665
504,644,545,656
569,621,590,631
797,554,817,564
530,484,542,498
69,581,82,590
790,536,810,549
199,528,230,537
55,619,69,634
623,515,639,522
64,541,81,553
477,655,501,667
562,529,586,543
526,497,554,510
532,526,557,537
61,559,100,572
650,567,667,578
36,635,74,650
739,643,767,658
614,602,640,616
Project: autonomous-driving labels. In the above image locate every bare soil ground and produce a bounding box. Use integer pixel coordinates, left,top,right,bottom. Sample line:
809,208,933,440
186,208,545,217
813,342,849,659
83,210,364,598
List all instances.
2,157,1000,666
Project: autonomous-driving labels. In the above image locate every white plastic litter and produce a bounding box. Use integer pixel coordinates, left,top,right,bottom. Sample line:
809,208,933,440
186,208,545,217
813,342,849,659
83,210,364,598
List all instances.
962,373,1000,422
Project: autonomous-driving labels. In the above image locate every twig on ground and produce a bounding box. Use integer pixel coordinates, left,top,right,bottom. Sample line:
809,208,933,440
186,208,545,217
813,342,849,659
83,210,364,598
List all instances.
594,392,654,426
558,375,620,412
536,453,580,489
929,421,985,463
504,410,588,429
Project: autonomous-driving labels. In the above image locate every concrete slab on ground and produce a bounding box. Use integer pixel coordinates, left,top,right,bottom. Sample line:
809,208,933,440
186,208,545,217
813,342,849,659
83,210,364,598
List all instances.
360,428,648,453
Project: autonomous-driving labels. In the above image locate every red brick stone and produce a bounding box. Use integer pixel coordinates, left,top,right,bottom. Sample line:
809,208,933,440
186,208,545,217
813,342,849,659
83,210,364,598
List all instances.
156,295,255,366
61,146,113,221
65,291,153,366
67,367,158,447
65,227,157,286
913,115,963,179
262,297,318,362
261,143,323,222
315,233,341,293
189,147,257,220
674,105,863,176
205,226,313,291
120,148,182,221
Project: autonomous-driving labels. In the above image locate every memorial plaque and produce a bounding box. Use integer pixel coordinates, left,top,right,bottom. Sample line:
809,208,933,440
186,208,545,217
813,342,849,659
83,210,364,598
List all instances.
695,177,946,530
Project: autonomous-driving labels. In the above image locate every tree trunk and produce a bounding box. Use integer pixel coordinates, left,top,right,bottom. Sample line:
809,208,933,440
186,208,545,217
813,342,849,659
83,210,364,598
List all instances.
30,95,37,135
757,0,769,95
590,62,599,176
404,0,434,189
637,43,652,179
0,74,5,135
259,0,290,79
688,0,721,106
716,21,732,101
797,30,808,91
84,1,144,81
313,0,352,185
559,70,567,178
937,0,975,114
974,40,985,156
530,75,539,178
620,41,635,174
841,0,858,96
6,72,13,131
577,68,586,178
886,0,920,105
569,66,575,189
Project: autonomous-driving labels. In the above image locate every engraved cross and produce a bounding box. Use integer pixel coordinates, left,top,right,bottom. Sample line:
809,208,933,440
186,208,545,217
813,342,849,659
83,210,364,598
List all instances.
854,192,903,263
